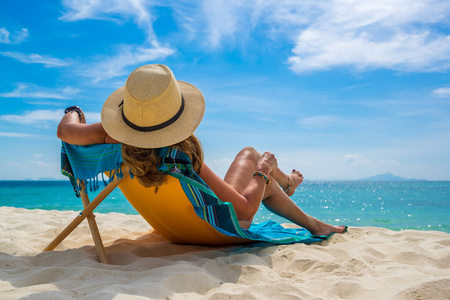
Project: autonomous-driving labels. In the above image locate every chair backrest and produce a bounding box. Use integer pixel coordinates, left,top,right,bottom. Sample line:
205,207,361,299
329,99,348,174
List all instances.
119,174,247,245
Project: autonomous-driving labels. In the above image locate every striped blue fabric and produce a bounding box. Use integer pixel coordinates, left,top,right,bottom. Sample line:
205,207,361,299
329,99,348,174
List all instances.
61,142,124,195
62,142,328,244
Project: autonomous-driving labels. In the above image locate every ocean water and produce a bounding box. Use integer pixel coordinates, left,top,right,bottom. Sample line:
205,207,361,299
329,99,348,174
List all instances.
1,180,449,233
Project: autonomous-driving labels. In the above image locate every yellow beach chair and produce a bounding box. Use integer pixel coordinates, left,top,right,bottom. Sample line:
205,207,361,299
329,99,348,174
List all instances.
44,142,327,264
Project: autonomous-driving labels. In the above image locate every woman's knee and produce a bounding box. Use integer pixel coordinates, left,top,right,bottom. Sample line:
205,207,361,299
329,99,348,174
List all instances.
235,205,258,223
237,146,260,161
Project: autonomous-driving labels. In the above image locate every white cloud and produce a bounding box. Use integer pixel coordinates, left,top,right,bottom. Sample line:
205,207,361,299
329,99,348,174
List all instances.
61,0,246,51
0,51,72,68
0,109,101,125
286,0,450,72
0,27,28,44
53,0,450,75
432,87,450,97
60,0,175,82
84,112,101,123
0,110,63,124
60,0,157,41
79,43,174,83
0,83,80,99
0,28,10,43
199,0,252,49
0,132,33,138
289,29,450,73
189,1,316,49
177,0,450,72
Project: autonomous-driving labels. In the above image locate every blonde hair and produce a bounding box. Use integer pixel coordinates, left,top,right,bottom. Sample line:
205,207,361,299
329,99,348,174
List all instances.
121,135,204,189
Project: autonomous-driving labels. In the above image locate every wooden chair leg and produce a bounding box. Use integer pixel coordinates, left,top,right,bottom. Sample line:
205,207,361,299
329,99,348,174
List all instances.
43,171,128,261
79,180,109,264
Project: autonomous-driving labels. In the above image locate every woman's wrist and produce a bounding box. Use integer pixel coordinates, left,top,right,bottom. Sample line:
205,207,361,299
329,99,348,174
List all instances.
256,160,271,173
64,106,82,122
253,171,271,185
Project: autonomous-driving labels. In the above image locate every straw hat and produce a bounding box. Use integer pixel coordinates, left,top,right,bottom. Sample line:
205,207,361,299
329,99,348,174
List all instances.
101,64,205,148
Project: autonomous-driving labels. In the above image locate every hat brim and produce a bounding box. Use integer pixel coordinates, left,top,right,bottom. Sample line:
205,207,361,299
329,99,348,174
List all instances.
101,81,205,148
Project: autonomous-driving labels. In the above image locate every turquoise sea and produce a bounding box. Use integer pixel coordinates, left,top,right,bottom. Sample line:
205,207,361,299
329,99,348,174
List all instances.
0,180,449,233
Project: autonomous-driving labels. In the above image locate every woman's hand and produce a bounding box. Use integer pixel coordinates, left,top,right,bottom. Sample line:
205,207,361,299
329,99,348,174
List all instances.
256,152,278,175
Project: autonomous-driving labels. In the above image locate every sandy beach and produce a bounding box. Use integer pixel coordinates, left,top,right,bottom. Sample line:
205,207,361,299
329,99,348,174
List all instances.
1,206,449,299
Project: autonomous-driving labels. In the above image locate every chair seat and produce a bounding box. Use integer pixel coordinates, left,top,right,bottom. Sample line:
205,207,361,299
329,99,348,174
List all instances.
119,174,248,246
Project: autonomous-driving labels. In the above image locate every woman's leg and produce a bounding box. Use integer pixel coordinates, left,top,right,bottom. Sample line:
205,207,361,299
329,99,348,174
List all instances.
224,147,346,235
262,178,346,236
224,147,303,195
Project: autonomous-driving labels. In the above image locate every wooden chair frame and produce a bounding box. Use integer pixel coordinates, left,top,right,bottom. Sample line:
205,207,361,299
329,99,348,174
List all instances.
43,167,129,264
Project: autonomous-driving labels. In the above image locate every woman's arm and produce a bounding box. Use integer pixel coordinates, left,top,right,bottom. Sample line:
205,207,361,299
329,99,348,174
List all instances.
56,108,118,145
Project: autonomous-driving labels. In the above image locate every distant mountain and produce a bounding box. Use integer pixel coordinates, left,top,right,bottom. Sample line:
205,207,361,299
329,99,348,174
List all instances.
359,172,426,181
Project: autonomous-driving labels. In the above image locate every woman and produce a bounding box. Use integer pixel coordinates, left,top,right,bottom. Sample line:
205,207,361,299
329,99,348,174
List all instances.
57,64,345,237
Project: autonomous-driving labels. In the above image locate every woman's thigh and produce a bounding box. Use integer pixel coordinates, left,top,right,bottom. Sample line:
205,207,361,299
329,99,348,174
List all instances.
223,147,261,194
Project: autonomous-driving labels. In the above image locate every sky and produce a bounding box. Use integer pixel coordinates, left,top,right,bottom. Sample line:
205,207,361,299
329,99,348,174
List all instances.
0,0,449,180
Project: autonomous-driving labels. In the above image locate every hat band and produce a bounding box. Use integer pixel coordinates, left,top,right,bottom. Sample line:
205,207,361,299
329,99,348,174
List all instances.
121,96,185,132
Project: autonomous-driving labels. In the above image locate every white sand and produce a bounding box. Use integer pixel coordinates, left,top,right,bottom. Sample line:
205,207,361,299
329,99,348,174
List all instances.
1,206,449,299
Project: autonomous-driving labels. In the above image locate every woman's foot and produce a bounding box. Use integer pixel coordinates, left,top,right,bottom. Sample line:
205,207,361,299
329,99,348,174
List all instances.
311,223,347,237
285,169,304,197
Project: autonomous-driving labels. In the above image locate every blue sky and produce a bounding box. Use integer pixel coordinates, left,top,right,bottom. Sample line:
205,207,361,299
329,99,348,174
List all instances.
0,0,449,180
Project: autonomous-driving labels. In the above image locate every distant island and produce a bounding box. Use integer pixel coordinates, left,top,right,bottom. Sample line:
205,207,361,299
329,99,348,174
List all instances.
359,172,426,181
